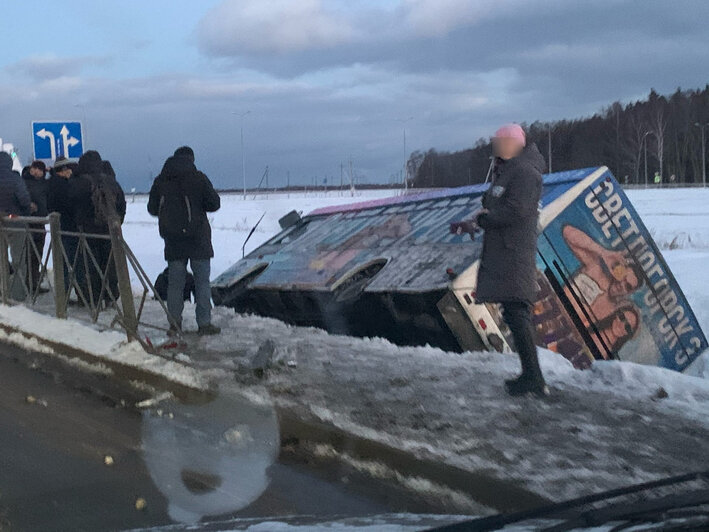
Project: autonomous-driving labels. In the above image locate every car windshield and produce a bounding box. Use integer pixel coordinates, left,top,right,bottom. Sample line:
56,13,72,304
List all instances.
1,2,709,531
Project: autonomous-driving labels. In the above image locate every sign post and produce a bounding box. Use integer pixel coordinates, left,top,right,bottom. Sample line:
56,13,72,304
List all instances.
32,121,83,161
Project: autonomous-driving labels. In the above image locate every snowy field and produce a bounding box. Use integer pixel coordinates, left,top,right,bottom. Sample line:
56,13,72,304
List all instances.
122,189,397,286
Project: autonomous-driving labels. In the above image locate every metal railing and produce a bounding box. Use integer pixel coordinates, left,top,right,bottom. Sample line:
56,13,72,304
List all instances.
622,182,707,189
0,213,180,352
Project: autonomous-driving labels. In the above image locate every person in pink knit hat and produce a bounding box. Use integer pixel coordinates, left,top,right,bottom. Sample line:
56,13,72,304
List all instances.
451,123,549,397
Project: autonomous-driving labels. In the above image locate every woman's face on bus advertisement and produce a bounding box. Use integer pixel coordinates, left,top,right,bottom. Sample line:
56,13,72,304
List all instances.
608,264,640,298
611,308,638,339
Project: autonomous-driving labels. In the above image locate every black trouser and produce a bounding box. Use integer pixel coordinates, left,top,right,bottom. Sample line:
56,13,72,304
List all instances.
27,228,46,294
84,237,116,304
501,301,545,384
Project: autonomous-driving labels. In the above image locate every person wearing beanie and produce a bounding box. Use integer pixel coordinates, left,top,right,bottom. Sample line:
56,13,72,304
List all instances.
22,161,49,293
48,156,79,294
451,123,549,397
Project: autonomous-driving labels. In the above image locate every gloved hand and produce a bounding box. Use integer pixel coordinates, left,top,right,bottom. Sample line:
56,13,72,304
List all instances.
449,220,478,239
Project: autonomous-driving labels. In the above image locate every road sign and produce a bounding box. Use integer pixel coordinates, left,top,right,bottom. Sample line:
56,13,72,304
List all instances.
32,121,83,161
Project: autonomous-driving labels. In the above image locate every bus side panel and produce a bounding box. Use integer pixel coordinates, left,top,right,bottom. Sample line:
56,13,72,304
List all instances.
538,171,707,372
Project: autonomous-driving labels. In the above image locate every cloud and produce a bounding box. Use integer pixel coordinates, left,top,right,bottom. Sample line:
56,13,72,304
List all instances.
6,54,110,82
197,0,356,55
401,0,532,37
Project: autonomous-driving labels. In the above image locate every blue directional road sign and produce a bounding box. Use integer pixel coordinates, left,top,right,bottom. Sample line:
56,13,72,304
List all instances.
32,121,83,161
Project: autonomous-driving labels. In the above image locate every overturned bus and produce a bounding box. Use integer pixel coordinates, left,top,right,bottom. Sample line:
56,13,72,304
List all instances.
212,167,707,373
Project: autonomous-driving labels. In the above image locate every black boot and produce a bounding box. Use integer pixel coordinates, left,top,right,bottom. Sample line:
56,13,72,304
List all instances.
504,373,529,389
505,377,550,397
501,301,549,398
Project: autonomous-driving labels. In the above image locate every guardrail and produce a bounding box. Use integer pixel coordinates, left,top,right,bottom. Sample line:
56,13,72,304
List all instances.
0,213,179,351
622,183,707,189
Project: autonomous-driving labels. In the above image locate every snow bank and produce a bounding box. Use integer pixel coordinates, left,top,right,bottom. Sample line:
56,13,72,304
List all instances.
0,305,206,390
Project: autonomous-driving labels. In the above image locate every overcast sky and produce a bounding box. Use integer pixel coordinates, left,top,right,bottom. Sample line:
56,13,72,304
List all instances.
1,0,708,190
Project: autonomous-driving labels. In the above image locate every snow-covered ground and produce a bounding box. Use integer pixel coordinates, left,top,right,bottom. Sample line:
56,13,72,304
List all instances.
4,185,709,523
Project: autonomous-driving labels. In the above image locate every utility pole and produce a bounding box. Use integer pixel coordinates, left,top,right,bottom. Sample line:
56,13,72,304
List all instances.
233,111,251,199
642,131,652,188
695,122,709,187
547,124,552,173
395,117,414,192
349,158,354,196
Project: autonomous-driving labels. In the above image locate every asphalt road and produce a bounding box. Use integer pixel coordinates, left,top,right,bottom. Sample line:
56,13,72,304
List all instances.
0,352,413,532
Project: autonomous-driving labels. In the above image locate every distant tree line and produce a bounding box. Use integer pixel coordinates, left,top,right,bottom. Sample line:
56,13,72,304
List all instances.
410,86,709,188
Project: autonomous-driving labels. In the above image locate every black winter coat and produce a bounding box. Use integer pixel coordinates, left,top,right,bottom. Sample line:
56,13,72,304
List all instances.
147,156,220,261
0,152,31,216
475,143,546,305
47,173,77,230
70,157,127,234
22,168,49,217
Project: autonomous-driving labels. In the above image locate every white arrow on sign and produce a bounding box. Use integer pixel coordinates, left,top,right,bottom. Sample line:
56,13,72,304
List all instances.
35,128,56,160
60,125,79,157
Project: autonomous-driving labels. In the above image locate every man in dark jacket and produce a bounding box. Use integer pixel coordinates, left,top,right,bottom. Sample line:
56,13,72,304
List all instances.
23,161,49,293
0,152,32,300
0,152,31,216
147,147,221,335
48,157,81,293
452,124,548,397
70,151,126,305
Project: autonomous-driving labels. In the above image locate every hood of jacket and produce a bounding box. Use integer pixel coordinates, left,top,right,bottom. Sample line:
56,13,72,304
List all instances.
0,152,12,172
77,150,103,176
515,142,547,174
160,155,197,181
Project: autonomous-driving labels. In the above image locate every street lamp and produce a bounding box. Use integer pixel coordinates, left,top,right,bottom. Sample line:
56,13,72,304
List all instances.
233,111,251,199
547,124,553,173
695,122,709,187
395,116,414,192
641,131,653,188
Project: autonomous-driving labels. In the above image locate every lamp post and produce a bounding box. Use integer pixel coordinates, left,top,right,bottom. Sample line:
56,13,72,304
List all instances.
695,122,709,187
641,131,652,188
233,111,251,199
395,117,414,192
547,124,552,173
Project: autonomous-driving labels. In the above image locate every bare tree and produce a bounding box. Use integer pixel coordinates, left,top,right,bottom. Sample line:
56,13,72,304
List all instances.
649,105,667,179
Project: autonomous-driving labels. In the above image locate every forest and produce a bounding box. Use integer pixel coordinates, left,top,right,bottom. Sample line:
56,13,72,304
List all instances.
409,86,709,188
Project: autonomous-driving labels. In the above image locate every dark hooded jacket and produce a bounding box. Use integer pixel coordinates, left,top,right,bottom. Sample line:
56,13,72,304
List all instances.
22,167,49,217
0,152,31,216
47,168,77,231
70,151,127,234
475,142,546,304
147,155,220,261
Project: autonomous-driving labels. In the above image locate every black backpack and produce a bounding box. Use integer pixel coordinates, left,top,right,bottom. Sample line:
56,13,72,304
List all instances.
90,173,118,228
157,177,200,240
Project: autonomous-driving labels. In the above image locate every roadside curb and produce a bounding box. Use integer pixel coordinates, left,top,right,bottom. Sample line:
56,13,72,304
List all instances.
275,404,552,514
0,321,212,403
